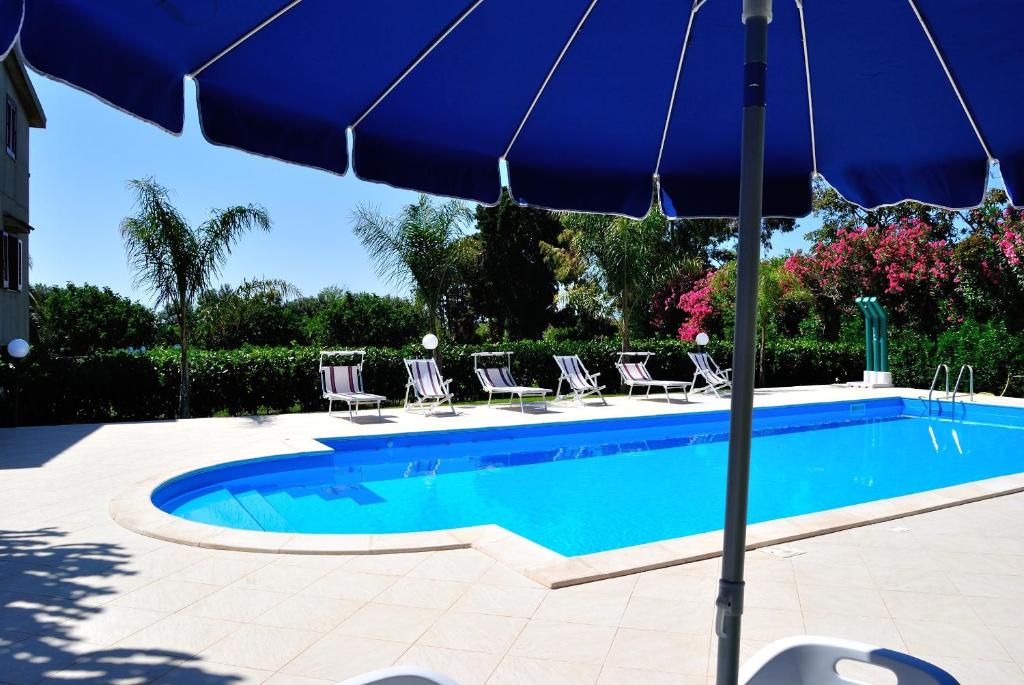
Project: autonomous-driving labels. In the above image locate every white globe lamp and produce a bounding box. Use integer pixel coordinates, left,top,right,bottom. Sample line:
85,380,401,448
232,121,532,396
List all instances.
695,332,710,347
422,333,439,351
6,338,29,359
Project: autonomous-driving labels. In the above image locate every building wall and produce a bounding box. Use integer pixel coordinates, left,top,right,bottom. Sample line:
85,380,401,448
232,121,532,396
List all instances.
0,56,34,347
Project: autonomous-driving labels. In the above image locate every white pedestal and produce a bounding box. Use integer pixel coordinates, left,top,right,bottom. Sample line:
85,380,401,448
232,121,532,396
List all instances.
846,370,894,389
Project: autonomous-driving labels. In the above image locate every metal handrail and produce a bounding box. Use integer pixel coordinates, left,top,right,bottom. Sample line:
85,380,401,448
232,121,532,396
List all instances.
952,365,974,405
928,364,949,415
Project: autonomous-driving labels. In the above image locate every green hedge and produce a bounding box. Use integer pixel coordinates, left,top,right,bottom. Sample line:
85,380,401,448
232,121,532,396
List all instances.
1,329,1017,426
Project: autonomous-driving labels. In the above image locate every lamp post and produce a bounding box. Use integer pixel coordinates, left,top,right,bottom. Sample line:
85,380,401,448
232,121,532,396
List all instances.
422,333,439,363
6,338,29,426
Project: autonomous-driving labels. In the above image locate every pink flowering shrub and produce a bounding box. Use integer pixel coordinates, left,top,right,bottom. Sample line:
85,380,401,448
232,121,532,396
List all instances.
658,210,1024,344
783,219,958,336
675,272,717,341
953,207,1024,328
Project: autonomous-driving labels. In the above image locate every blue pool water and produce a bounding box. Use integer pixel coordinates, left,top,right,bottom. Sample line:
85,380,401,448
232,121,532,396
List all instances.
154,398,1024,556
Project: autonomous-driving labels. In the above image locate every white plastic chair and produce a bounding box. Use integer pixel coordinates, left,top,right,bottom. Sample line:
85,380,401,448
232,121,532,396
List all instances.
740,636,959,684
340,666,460,685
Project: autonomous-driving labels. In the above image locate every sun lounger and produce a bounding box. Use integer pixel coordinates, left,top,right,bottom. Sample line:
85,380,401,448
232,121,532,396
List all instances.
553,355,607,405
472,351,550,412
319,350,387,420
688,351,732,397
615,351,691,403
404,358,455,415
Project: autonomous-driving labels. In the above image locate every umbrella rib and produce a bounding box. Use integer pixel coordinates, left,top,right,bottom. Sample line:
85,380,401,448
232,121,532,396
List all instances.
795,0,818,176
351,0,487,129
188,0,304,77
500,0,602,161
653,0,703,179
905,0,993,161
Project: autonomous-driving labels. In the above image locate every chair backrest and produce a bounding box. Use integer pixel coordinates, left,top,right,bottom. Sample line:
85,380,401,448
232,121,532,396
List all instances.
689,351,723,379
321,365,363,395
406,359,447,398
740,636,958,685
617,360,653,383
554,355,595,391
477,366,518,390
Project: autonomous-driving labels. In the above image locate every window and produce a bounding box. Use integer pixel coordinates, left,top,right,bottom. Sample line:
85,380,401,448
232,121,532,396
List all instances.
1,232,21,291
5,97,16,159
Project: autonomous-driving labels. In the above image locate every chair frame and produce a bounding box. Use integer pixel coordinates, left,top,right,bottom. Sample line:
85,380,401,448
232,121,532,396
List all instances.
404,358,456,415
689,350,733,397
553,355,607,405
615,351,692,404
319,350,386,420
472,351,550,413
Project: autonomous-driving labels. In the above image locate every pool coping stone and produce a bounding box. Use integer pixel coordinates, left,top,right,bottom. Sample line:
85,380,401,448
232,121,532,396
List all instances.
109,387,1024,588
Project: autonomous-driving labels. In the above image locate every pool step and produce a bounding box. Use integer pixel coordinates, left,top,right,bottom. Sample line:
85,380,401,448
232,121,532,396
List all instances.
230,488,296,533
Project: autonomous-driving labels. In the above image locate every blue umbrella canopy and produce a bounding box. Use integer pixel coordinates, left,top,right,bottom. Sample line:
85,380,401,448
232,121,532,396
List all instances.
6,0,1017,218
3,2,1003,684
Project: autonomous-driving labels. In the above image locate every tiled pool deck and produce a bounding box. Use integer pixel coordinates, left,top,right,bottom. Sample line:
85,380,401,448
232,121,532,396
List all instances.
2,386,1024,684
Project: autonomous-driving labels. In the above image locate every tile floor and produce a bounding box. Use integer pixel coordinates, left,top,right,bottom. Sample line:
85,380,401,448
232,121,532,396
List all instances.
1,387,1023,684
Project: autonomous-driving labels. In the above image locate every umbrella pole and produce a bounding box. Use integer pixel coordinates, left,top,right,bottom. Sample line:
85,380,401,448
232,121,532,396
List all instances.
715,2,770,684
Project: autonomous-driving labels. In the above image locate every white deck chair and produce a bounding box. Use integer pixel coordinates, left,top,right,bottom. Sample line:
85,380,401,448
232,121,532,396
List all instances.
404,358,455,415
688,351,732,397
615,351,692,404
319,351,387,420
553,355,607,405
472,351,550,413
740,635,958,684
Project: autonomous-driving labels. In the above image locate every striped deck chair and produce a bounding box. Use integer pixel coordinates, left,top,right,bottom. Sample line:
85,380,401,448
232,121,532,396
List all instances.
472,351,550,413
615,352,692,403
553,355,607,406
319,351,387,420
688,351,732,397
404,358,455,415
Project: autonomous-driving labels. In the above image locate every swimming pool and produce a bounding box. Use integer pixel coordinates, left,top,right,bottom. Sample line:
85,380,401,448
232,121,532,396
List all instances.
153,397,1024,556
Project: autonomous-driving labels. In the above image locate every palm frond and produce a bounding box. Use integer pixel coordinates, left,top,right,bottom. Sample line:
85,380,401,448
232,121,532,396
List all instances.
195,204,272,296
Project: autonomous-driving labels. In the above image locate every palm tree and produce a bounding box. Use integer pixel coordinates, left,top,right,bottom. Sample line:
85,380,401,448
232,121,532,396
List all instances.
120,178,271,418
352,195,472,354
552,209,682,350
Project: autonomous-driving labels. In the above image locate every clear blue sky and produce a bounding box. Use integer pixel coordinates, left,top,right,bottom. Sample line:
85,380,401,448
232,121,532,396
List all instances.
28,76,811,304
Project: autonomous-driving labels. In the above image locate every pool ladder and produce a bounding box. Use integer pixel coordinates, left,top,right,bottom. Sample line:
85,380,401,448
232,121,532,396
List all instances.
951,364,974,405
927,364,949,415
928,364,973,416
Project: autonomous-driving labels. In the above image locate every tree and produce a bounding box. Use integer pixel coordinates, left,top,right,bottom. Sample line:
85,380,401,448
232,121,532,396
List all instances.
472,190,562,339
120,178,271,417
668,216,796,266
31,283,157,354
661,257,810,382
192,278,302,349
352,195,473,352
546,209,686,350
298,288,427,348
784,219,957,338
807,179,1009,244
441,234,483,343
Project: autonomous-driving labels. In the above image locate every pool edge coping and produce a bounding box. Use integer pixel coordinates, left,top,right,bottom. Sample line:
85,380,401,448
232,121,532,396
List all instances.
108,389,1024,588
110,470,1024,588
